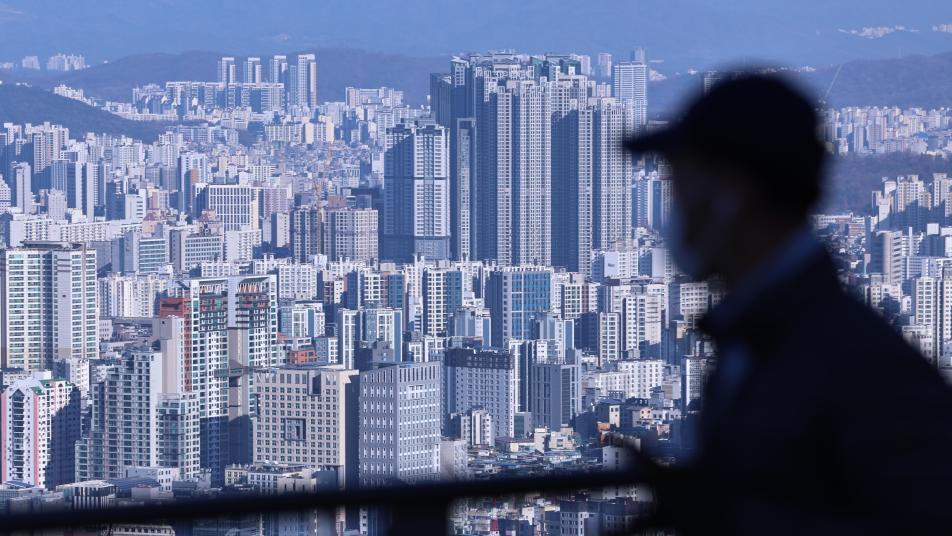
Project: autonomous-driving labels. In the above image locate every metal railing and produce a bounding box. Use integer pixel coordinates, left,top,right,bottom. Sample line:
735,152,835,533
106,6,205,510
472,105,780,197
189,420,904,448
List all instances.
0,470,645,535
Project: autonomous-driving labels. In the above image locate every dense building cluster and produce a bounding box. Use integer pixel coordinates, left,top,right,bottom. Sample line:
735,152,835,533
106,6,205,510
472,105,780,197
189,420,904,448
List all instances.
819,172,952,371
0,44,937,534
822,106,952,156
1,54,87,71
0,48,676,532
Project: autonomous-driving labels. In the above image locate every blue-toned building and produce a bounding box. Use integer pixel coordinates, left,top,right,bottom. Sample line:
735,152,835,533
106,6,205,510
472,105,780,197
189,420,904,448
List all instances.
485,268,552,347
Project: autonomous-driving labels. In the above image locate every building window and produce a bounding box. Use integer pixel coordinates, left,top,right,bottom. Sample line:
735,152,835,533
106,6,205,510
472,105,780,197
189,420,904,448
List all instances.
282,417,306,442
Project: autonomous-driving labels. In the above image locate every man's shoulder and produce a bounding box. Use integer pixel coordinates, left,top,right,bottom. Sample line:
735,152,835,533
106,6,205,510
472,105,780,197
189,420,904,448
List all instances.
806,290,952,394
780,288,929,372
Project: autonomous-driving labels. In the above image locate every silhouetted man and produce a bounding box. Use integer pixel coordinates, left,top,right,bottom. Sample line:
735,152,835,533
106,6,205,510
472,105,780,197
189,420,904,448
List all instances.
622,74,952,534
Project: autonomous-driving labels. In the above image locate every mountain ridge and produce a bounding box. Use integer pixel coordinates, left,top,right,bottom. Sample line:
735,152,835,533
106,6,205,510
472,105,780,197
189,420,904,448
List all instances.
6,48,952,115
0,84,170,142
0,48,446,106
3,49,952,150
2,0,952,72
648,50,952,116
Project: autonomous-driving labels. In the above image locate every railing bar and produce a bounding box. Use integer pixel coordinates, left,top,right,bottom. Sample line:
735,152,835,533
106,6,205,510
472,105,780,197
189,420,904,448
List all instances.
0,471,641,531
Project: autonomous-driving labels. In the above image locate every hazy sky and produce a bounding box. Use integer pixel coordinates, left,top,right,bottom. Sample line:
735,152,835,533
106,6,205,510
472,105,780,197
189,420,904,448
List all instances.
3,0,952,70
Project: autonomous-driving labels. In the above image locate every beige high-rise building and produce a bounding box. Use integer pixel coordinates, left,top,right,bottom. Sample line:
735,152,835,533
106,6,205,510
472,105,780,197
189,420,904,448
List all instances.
253,366,359,488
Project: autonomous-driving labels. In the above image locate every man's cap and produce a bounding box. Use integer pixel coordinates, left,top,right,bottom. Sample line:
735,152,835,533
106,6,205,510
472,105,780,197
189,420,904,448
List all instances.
625,73,826,212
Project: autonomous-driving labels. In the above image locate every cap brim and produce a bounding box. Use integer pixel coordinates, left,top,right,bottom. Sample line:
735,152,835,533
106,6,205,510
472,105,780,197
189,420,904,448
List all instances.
623,128,682,156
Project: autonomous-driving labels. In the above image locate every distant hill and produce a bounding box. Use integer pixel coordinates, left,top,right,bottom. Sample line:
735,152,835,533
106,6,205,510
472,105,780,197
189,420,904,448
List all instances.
0,84,169,142
9,48,952,115
1,49,447,106
823,153,952,214
5,0,952,74
805,52,952,109
5,46,952,153
50,51,225,102
649,51,952,118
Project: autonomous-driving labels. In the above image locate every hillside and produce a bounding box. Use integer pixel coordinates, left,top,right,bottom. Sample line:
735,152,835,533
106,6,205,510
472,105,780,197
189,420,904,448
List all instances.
823,153,952,214
0,84,169,142
4,0,952,73
805,52,952,109
8,47,952,114
649,51,952,117
1,49,447,106
51,51,225,101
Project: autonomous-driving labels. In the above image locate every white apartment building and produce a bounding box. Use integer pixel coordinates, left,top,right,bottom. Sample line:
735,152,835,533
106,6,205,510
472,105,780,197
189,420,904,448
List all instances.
1,371,80,489
359,361,441,487
586,359,664,400
0,241,98,371
76,350,199,481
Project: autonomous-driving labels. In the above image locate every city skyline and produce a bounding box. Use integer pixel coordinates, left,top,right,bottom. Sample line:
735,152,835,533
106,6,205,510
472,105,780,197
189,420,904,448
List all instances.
1,6,952,531
2,0,952,71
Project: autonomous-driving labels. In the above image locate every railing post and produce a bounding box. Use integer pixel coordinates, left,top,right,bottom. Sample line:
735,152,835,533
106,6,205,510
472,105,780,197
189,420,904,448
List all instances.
385,498,450,535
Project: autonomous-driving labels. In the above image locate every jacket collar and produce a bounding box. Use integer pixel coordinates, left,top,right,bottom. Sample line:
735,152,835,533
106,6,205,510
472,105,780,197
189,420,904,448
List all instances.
699,241,839,353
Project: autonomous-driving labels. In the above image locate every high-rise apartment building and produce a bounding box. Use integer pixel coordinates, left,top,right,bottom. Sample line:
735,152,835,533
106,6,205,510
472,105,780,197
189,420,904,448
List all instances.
0,181,11,212
611,54,648,133
528,360,581,431
450,118,476,260
176,153,206,215
76,349,199,481
289,54,318,109
361,307,404,358
158,274,276,484
30,127,67,177
432,54,573,266
196,184,258,231
290,205,323,262
9,162,33,215
0,242,98,371
244,57,263,84
217,57,236,85
478,80,553,265
429,61,476,262
592,98,634,250
621,293,664,357
634,174,672,232
358,361,441,487
227,275,280,369
336,308,361,370
550,75,593,274
683,356,714,405
324,207,378,264
66,161,96,218
383,122,450,261
159,282,228,483
421,269,464,338
269,55,289,85
1,371,80,489
597,52,613,79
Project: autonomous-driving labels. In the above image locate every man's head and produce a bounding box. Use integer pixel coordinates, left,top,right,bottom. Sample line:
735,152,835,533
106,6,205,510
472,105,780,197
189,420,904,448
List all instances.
626,74,826,283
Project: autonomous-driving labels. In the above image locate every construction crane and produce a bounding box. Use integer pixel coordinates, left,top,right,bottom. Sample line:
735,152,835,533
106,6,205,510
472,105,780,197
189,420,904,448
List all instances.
819,63,843,107
312,141,333,202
